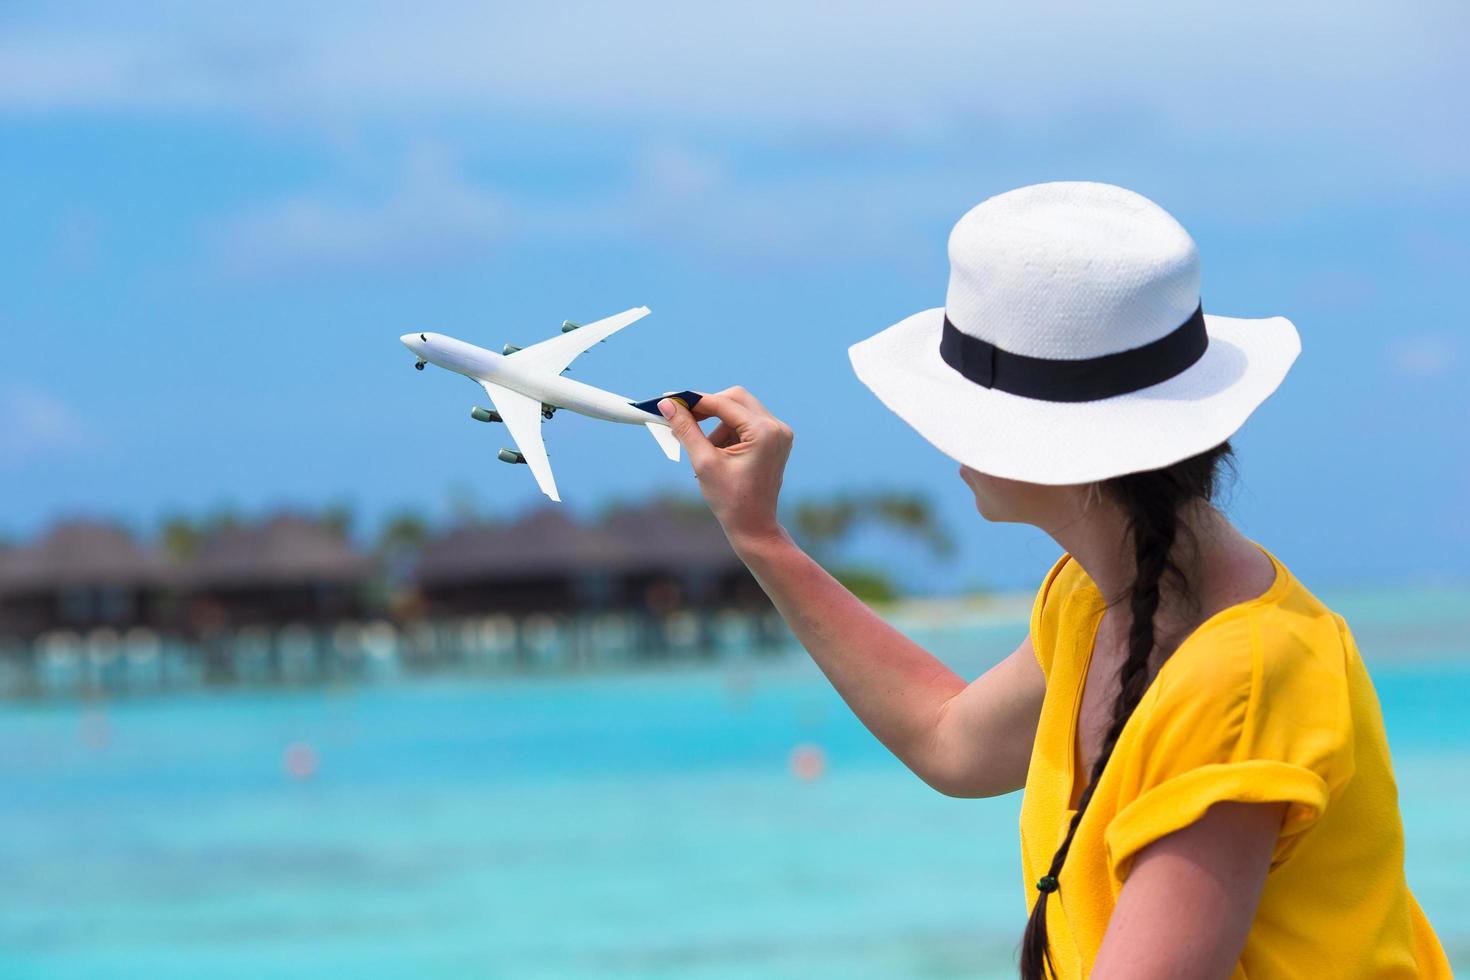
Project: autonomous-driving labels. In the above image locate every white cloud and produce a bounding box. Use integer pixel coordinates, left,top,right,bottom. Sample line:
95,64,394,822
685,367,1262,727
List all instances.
636,144,728,202
1,1,1464,165
512,141,947,266
1390,335,1460,379
17,2,1459,271
212,146,506,277
54,208,103,269
0,386,90,463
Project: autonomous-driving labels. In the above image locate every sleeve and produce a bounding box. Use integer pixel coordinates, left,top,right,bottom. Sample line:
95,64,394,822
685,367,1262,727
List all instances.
1103,610,1356,884
1028,553,1075,680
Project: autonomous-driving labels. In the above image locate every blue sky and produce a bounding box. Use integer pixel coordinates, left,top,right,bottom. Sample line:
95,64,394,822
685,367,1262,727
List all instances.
1,1,1466,591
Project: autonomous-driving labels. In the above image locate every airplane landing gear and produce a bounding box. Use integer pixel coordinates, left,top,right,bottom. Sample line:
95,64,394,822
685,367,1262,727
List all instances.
415,360,425,371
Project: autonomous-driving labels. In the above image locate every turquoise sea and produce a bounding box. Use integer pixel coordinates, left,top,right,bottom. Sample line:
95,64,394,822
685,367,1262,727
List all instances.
2,587,1466,978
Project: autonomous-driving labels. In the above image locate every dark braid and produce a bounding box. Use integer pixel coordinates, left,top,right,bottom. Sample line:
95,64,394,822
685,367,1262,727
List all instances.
1019,441,1234,979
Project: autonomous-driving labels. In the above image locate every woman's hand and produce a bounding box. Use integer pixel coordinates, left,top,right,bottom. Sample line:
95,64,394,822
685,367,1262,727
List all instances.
658,386,793,551
660,385,1042,799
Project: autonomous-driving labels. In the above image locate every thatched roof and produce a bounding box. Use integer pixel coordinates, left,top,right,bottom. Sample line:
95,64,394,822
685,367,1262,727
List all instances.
185,514,373,588
601,502,741,573
0,520,168,592
415,509,619,585
415,501,740,586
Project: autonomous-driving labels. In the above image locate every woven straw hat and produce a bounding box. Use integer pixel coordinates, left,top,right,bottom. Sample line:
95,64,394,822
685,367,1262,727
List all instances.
848,181,1300,484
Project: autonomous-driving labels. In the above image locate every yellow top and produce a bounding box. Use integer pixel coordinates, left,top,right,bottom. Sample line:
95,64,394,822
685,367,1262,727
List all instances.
1019,547,1450,979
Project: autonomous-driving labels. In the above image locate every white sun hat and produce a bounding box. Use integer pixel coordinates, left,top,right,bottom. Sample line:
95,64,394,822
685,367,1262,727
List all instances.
848,181,1300,484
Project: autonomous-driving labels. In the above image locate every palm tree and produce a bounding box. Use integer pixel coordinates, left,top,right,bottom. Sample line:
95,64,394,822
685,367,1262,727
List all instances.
787,492,953,600
790,492,952,561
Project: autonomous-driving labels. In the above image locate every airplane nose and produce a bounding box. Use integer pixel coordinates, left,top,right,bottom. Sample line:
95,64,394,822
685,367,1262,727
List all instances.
400,333,420,350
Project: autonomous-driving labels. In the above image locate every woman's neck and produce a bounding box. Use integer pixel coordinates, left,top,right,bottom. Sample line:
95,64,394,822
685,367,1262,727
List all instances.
1044,497,1260,638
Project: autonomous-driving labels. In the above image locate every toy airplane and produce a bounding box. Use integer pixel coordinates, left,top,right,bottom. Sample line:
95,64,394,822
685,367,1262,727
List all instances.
400,306,700,502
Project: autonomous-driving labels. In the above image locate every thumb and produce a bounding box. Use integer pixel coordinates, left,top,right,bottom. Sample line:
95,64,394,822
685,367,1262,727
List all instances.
659,398,716,468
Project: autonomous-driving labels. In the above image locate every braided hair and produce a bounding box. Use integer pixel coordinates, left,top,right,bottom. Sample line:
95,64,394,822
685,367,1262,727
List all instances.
1019,441,1235,980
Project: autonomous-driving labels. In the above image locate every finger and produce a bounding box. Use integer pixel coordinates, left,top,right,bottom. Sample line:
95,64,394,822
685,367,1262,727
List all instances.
688,390,757,430
707,421,739,449
687,388,771,423
658,398,718,468
717,385,773,416
686,395,718,423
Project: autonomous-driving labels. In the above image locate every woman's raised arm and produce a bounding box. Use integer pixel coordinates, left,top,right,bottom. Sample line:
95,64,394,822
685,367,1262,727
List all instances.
659,388,1045,797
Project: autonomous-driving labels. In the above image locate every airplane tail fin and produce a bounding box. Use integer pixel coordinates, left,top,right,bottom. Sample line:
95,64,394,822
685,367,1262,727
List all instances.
629,390,699,462
628,390,703,416
646,422,681,462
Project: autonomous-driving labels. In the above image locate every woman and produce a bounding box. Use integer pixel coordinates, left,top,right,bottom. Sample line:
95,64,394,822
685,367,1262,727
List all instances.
655,182,1450,978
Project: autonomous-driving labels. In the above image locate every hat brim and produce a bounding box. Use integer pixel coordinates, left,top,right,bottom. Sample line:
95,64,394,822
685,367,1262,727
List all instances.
848,307,1300,484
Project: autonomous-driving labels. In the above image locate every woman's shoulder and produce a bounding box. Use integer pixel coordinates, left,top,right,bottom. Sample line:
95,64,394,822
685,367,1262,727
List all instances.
1122,554,1360,826
1149,550,1354,727
1028,552,1100,677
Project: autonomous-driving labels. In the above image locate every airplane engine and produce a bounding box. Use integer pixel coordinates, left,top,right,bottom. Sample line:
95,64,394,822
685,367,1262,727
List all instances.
503,343,521,355
470,406,502,423
561,320,581,333
497,449,526,465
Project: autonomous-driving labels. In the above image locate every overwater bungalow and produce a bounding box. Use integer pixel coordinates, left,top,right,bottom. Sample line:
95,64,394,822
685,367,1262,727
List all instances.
413,508,620,617
0,521,171,640
413,502,761,617
0,503,782,695
410,502,776,662
180,514,375,631
600,502,768,612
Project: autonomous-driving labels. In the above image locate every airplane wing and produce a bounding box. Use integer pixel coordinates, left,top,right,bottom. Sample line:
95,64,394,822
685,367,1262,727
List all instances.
507,306,650,375
478,380,560,502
